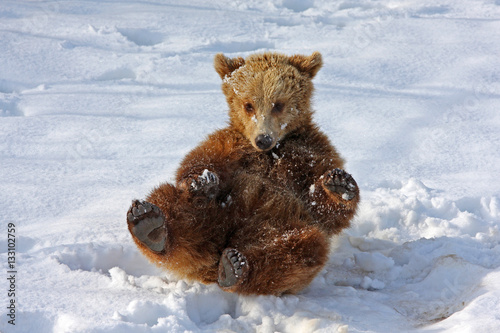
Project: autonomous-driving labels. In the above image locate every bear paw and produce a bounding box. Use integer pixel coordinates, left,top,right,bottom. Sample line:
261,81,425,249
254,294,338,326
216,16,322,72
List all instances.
323,168,357,201
218,248,249,288
181,169,220,199
127,200,166,253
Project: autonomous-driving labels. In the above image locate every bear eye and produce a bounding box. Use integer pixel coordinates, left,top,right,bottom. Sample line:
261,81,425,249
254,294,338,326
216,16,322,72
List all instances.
272,102,284,114
244,102,254,114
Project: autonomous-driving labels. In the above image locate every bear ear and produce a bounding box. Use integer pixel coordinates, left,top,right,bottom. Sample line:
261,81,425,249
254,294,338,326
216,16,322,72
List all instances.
288,51,323,78
214,53,246,79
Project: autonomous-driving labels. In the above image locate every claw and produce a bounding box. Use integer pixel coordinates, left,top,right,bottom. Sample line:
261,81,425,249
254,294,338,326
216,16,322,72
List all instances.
132,207,139,216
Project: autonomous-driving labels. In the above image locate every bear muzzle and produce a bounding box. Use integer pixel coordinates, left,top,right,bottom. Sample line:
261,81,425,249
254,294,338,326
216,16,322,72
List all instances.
255,134,274,151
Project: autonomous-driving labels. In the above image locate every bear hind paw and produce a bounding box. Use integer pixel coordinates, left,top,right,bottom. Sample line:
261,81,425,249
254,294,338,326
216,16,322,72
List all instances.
218,248,248,288
127,200,166,253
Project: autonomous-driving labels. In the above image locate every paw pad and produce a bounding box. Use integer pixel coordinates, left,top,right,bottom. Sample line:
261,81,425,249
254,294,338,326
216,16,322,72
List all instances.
323,168,357,201
127,200,166,252
190,169,219,191
218,248,248,288
182,169,220,199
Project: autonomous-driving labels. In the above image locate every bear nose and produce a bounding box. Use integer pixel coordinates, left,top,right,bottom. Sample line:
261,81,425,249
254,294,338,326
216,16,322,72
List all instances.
255,134,273,150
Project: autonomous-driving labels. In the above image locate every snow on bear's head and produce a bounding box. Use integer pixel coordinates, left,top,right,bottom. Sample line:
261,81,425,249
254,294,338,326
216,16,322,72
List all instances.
214,52,322,152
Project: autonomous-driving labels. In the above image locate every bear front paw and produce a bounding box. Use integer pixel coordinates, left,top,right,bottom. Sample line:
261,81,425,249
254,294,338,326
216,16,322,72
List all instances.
127,200,166,253
180,169,220,199
218,248,249,288
323,168,357,201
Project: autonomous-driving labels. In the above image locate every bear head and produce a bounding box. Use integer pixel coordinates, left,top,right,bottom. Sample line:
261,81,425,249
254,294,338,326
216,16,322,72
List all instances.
214,52,322,151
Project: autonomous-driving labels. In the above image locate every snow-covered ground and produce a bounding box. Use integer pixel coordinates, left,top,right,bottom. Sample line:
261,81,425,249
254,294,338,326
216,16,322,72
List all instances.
1,0,500,332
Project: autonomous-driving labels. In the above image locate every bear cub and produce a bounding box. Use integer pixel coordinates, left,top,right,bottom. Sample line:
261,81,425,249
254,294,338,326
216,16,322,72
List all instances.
127,51,359,295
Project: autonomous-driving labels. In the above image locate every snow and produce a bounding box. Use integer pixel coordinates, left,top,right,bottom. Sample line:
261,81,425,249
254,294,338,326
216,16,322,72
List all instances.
0,0,499,332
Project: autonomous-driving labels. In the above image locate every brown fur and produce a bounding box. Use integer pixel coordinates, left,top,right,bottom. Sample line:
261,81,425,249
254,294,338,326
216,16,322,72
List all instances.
129,52,359,295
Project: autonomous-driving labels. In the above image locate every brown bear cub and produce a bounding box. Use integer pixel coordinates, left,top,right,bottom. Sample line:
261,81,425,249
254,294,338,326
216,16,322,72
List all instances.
127,52,359,296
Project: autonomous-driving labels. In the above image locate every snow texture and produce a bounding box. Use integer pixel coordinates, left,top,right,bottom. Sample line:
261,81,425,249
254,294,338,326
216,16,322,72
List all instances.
1,0,499,332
